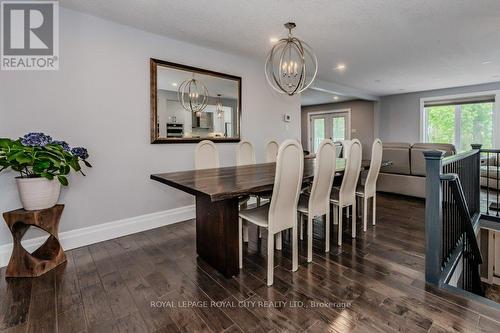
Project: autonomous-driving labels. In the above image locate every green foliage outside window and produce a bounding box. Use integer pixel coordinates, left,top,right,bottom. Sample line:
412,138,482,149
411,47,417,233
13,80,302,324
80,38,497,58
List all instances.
460,103,493,151
425,102,493,151
426,105,455,144
332,117,345,142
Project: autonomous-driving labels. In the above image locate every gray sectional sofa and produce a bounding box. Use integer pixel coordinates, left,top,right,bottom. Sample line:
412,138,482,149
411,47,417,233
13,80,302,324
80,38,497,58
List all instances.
377,142,456,198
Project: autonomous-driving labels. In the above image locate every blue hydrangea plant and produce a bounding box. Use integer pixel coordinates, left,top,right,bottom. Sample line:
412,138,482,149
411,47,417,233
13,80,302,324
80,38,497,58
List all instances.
0,133,92,186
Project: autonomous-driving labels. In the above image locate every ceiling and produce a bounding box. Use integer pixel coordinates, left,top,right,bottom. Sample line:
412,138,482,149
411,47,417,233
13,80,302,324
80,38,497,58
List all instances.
301,89,355,106
61,0,500,97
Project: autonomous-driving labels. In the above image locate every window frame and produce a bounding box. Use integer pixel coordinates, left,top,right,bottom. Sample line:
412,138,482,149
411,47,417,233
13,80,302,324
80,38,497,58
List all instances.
420,90,500,150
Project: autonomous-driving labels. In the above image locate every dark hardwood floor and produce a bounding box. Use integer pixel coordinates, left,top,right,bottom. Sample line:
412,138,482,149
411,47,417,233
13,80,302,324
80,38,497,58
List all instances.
1,193,500,333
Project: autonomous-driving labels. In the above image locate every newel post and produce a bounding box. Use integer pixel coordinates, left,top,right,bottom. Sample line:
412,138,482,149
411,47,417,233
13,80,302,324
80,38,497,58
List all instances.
424,150,445,285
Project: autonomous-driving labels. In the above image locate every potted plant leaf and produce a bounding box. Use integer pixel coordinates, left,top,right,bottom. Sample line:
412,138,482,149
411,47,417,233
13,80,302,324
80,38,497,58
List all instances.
0,133,92,210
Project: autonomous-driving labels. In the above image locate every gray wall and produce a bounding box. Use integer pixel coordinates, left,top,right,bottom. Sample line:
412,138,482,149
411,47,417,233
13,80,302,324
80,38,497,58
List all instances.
301,100,375,158
379,81,500,143
0,8,301,247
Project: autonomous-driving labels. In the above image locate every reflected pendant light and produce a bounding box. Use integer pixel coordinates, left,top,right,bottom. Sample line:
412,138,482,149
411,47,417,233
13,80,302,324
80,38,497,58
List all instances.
177,74,209,113
216,94,224,118
265,22,318,96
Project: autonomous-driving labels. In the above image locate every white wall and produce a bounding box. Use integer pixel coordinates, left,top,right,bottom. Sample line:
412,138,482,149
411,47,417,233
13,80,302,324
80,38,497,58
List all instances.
378,81,500,144
0,9,300,246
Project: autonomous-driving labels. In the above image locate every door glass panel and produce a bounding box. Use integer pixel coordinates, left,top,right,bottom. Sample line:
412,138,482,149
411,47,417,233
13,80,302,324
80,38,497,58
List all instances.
332,116,346,141
312,117,325,153
459,102,493,151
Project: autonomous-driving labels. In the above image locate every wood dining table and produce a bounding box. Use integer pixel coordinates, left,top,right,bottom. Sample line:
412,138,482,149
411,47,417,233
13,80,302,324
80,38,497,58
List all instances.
151,158,380,278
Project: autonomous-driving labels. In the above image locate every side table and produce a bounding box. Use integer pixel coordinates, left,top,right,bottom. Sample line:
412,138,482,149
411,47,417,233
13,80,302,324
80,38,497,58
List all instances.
3,205,66,278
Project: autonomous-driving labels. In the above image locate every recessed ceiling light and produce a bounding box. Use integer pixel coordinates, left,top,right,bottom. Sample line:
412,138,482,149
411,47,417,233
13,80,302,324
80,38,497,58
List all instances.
172,83,178,87
482,61,493,65
333,96,339,100
334,64,346,70
374,79,381,83
270,37,279,43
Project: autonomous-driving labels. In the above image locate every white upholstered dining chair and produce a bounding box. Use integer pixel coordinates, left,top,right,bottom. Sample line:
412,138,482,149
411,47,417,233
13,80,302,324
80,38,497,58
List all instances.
356,139,383,231
255,140,279,240
297,139,336,262
195,140,219,169
236,141,256,242
331,139,362,245
256,140,279,207
265,140,279,163
236,141,256,166
238,140,304,286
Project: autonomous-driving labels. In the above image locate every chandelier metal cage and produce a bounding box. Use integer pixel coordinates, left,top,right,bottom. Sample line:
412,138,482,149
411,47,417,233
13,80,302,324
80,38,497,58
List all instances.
177,74,209,113
265,22,318,96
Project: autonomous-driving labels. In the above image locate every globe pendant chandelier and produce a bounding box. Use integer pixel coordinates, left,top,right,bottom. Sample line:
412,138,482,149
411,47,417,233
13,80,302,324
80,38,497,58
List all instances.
216,94,224,118
177,74,209,113
265,22,318,96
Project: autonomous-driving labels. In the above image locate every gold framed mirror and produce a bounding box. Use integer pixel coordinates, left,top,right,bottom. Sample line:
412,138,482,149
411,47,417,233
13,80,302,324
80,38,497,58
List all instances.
150,58,241,144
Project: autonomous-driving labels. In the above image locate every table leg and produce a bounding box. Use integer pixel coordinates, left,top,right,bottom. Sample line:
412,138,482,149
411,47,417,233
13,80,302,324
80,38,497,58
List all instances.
195,195,239,278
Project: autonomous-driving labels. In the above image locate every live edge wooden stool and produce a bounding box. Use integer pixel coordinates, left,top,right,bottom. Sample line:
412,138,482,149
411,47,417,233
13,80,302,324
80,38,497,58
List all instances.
3,205,66,278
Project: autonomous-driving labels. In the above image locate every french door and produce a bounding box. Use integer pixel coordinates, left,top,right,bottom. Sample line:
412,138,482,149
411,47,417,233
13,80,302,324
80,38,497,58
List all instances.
310,111,350,153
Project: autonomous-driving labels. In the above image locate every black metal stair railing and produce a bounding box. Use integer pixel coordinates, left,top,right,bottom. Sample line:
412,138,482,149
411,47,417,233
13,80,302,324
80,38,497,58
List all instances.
424,147,484,297
440,149,480,269
440,173,484,296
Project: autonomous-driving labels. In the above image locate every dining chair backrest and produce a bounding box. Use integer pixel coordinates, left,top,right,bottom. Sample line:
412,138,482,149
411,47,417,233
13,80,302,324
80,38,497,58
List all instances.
265,140,279,162
268,140,304,233
339,139,362,206
364,139,383,197
308,139,336,217
236,141,256,166
195,140,219,170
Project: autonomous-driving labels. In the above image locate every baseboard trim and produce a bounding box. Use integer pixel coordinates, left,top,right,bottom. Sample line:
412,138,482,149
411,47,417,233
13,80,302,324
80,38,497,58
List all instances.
0,205,195,268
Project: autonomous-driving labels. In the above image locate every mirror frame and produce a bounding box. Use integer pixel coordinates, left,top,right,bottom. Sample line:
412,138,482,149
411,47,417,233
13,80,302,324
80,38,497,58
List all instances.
150,58,242,144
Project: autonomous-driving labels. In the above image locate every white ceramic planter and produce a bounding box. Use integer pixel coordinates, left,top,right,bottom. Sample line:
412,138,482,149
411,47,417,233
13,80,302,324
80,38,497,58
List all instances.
16,177,61,211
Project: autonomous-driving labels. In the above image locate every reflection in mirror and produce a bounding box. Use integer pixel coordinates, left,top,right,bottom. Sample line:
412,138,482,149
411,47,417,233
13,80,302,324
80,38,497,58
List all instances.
151,59,241,143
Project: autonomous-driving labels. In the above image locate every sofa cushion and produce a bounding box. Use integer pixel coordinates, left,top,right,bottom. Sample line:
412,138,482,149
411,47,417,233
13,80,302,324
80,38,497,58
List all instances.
481,165,500,179
410,143,456,176
481,176,500,189
380,143,411,175
481,155,498,167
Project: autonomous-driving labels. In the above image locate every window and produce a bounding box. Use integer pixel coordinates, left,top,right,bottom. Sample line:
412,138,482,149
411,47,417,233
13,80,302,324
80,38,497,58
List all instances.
423,96,494,151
